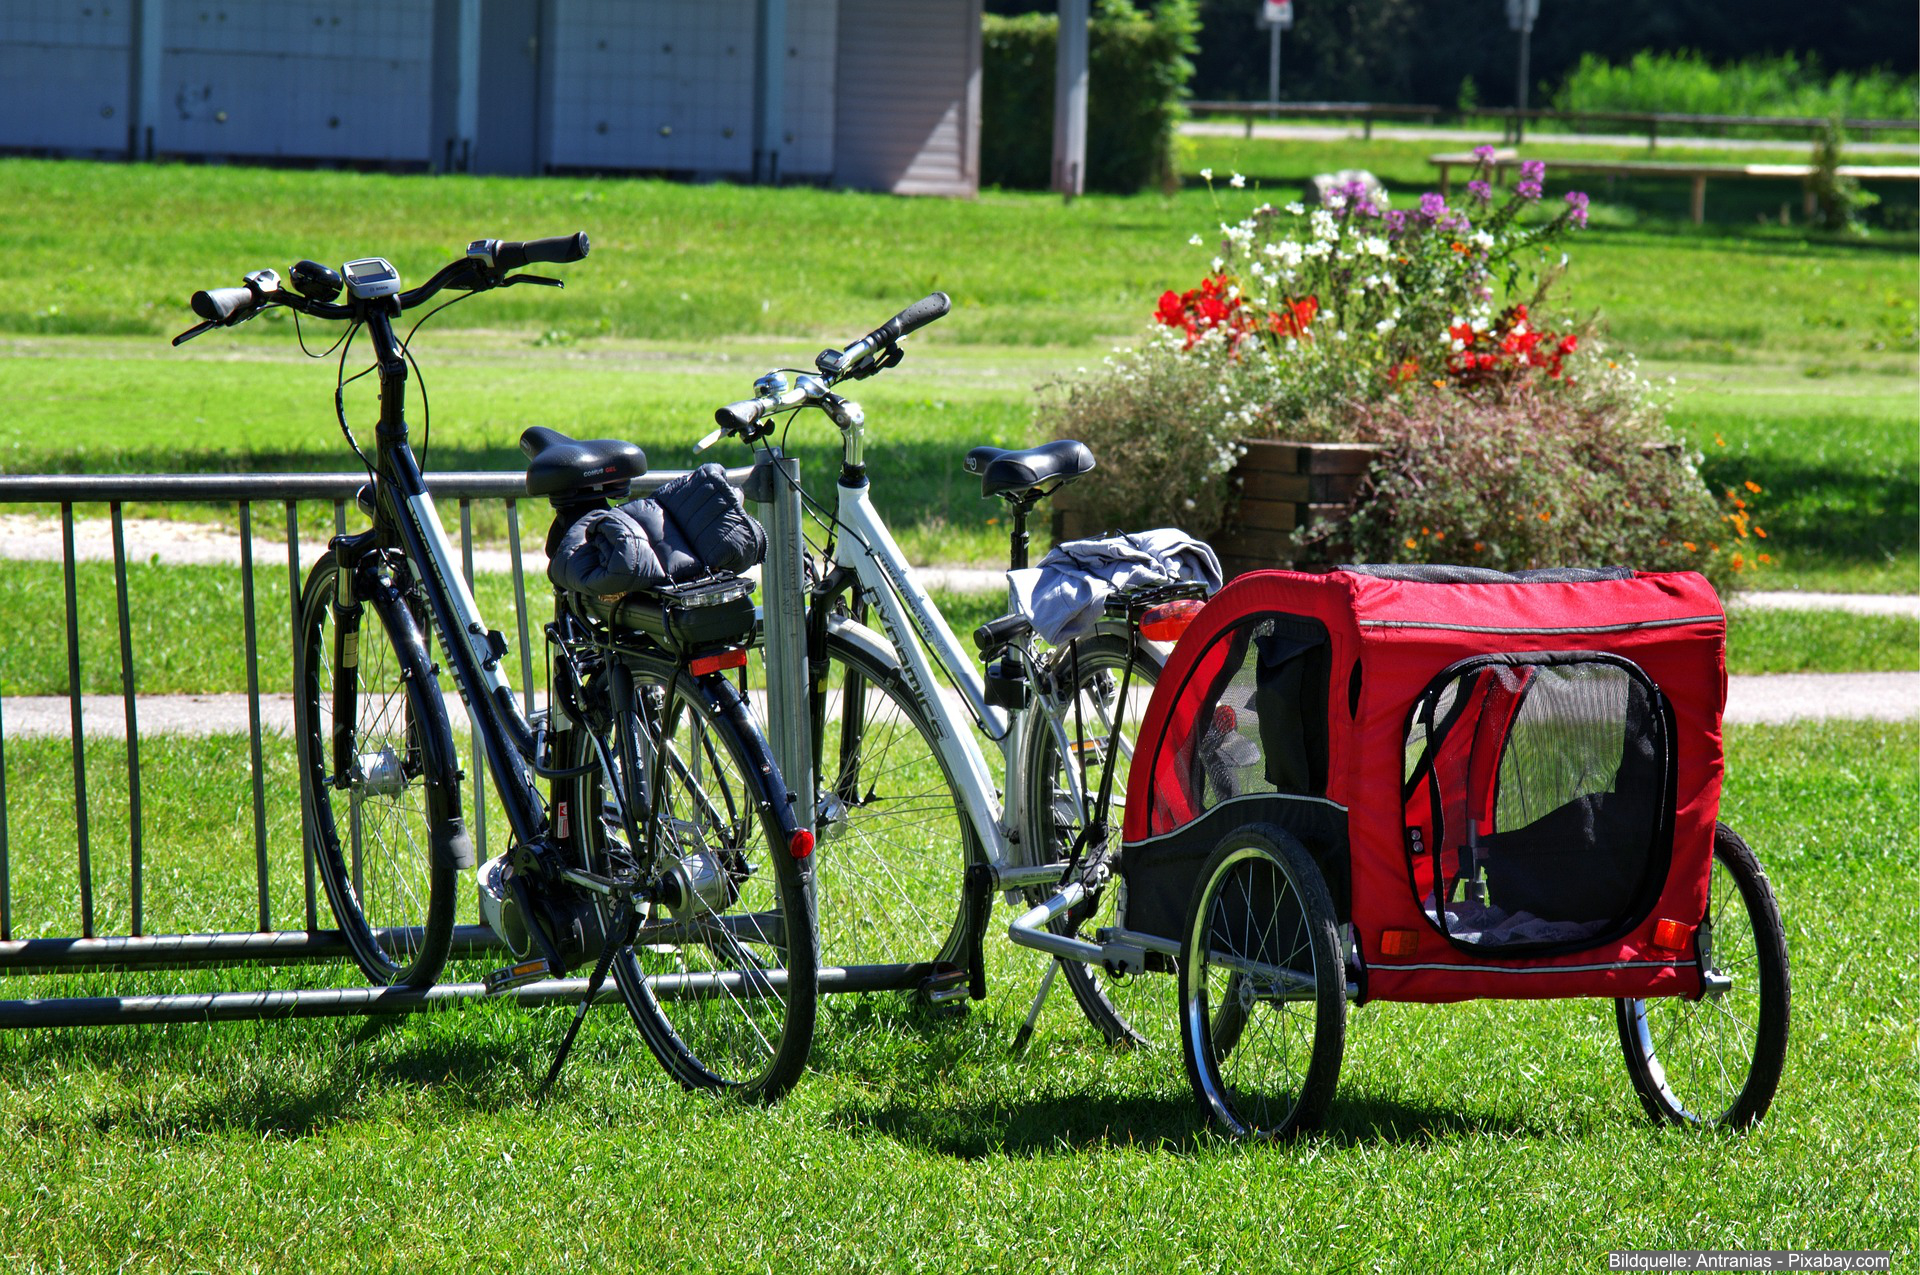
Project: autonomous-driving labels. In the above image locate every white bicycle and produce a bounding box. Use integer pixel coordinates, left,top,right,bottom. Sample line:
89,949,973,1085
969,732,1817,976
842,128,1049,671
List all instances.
702,293,1206,1045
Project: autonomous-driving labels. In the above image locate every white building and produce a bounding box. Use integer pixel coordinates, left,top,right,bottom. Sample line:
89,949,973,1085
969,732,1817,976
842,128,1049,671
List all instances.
0,0,982,195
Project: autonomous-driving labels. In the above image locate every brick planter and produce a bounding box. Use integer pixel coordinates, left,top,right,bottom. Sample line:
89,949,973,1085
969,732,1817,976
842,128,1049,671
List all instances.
1049,439,1383,578
1214,440,1381,577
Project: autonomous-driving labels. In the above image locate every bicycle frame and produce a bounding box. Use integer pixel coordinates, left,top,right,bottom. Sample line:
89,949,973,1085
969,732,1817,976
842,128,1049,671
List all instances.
771,449,1108,903
351,308,547,850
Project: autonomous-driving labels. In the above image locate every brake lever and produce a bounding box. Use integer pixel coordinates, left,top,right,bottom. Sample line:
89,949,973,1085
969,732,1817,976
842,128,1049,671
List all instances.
845,343,904,382
692,425,726,453
171,321,218,347
502,274,565,289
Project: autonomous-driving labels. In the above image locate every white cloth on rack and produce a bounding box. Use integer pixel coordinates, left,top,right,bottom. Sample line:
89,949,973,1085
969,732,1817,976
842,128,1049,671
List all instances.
1007,529,1222,645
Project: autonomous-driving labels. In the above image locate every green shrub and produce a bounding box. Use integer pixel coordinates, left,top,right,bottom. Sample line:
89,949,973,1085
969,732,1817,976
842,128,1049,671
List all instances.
1808,120,1880,234
981,0,1198,193
1309,378,1752,595
1551,51,1919,128
1040,157,1760,590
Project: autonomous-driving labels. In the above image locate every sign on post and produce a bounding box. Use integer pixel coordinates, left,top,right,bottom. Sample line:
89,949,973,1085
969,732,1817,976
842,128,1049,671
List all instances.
1257,0,1293,30
1504,0,1537,32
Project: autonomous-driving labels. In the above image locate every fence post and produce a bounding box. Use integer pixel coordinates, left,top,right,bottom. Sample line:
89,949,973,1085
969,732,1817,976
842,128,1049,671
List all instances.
110,505,145,937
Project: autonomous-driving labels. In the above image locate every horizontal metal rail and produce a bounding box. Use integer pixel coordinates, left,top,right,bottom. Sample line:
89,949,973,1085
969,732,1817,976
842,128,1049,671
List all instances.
0,964,932,1029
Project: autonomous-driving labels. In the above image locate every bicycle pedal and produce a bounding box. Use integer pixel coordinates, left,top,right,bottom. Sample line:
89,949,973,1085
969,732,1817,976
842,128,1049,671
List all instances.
920,966,970,1005
484,957,554,995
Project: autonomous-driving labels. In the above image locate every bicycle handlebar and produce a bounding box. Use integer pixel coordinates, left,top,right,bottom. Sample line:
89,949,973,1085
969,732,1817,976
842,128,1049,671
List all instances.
173,232,590,344
493,232,590,270
816,291,950,378
191,285,258,322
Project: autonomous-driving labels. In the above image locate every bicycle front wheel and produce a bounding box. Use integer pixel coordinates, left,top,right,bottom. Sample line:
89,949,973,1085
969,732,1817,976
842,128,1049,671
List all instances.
1614,822,1790,1128
581,656,816,1101
807,631,983,982
296,551,458,988
1016,630,1172,1047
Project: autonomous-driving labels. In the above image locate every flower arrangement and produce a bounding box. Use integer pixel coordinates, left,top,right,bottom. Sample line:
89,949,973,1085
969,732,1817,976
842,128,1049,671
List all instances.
1042,151,1763,591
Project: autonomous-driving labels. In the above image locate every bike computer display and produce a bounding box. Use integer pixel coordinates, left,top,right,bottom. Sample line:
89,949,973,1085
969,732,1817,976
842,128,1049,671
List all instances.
342,257,401,300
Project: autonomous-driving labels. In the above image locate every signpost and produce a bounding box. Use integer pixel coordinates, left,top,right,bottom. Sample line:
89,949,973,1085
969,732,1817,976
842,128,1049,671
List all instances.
1257,0,1293,105
1505,0,1539,142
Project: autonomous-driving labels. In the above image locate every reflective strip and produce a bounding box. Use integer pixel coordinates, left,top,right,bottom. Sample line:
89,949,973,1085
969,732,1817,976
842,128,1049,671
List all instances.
1124,791,1349,851
1371,958,1695,975
1357,615,1722,636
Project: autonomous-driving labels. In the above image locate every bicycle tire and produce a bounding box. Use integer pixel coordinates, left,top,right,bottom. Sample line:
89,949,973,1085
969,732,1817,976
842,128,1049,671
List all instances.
570,651,817,1101
1180,823,1346,1139
295,551,459,988
1016,630,1174,1047
1615,822,1791,1128
803,629,984,983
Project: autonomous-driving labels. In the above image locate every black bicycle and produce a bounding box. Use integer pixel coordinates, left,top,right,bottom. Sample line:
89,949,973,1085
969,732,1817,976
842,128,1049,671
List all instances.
175,235,817,1101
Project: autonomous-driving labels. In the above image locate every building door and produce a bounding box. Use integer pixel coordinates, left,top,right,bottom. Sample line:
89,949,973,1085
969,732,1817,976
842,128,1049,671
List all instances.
476,0,544,174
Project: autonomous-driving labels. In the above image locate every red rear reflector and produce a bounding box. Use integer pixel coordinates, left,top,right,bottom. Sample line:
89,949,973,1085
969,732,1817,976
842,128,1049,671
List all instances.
1380,929,1419,957
788,828,815,859
688,648,749,676
1139,598,1205,643
1652,918,1694,951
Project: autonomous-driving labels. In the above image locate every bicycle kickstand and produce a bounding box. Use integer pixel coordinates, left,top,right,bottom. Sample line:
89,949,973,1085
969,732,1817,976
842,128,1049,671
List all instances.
537,908,639,1101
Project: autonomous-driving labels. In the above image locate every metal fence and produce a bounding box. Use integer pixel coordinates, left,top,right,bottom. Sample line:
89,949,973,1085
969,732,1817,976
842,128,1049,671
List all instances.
0,469,686,1028
1188,100,1920,146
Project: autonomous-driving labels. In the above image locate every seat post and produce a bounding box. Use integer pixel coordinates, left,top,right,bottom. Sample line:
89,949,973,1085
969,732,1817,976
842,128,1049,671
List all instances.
1006,497,1035,572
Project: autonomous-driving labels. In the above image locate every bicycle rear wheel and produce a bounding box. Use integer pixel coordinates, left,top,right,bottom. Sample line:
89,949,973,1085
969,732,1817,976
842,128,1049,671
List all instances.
1180,823,1345,1139
296,551,459,988
577,655,816,1102
1017,631,1172,1046
1615,822,1790,1128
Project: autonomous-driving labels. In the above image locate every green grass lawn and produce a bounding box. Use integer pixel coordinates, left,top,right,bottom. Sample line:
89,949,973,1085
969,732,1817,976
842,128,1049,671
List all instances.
2,154,1915,592
0,719,1910,1270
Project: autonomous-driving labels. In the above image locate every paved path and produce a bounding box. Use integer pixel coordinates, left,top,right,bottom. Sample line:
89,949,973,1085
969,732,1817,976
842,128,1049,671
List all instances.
4,515,1916,616
1,514,1912,731
6,667,1916,740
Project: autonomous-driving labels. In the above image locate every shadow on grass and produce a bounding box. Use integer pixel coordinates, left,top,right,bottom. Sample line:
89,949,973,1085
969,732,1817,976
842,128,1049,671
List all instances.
0,1006,560,1141
832,1088,1539,1160
1698,456,1919,568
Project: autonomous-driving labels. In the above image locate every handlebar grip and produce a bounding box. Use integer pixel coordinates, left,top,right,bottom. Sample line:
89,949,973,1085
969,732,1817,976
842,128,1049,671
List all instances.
191,286,257,322
495,232,590,270
715,400,765,433
866,292,950,348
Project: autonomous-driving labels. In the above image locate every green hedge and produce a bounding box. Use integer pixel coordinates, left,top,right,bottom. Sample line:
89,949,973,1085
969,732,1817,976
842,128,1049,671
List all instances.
982,0,1198,193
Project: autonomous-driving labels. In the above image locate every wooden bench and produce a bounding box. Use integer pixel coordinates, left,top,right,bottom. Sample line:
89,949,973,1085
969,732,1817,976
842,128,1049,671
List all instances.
1430,151,1920,224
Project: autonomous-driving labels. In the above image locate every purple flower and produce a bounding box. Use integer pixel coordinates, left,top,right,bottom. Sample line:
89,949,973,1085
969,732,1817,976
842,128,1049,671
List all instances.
1516,178,1543,200
1472,144,1497,163
1520,159,1546,184
1565,189,1590,228
1418,192,1448,222
1383,208,1410,236
1467,179,1492,204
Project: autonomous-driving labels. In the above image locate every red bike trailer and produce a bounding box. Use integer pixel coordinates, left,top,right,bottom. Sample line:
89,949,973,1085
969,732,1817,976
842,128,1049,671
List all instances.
1108,565,1788,1137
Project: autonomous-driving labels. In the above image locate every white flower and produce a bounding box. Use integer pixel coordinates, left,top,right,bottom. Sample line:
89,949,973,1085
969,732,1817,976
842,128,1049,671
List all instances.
1188,234,1203,246
1363,236,1390,258
1211,256,1225,273
1200,167,1213,182
1472,230,1494,250
1229,172,1247,188
1285,201,1305,215
1334,329,1348,342
1376,317,1396,334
